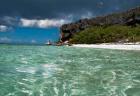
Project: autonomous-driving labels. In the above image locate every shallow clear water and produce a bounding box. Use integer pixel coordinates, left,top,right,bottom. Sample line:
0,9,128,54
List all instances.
0,45,140,96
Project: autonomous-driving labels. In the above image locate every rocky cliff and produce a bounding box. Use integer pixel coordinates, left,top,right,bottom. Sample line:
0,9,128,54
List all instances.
60,7,140,42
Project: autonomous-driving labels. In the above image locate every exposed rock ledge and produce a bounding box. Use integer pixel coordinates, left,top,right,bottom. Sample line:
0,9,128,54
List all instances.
60,7,140,42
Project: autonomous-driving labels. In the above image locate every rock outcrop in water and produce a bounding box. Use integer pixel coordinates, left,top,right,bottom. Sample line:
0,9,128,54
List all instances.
60,7,140,42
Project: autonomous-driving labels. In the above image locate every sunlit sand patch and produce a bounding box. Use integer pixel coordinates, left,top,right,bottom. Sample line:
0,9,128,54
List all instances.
6,92,16,96
42,64,63,71
21,57,28,64
42,64,64,78
16,67,36,74
21,89,32,95
43,64,57,68
22,78,36,82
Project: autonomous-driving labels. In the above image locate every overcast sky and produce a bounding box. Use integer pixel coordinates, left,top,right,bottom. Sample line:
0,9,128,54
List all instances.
0,0,140,27
0,0,140,43
0,0,140,18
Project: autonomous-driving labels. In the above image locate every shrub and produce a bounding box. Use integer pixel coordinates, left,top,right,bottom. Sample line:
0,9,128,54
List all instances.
70,25,140,44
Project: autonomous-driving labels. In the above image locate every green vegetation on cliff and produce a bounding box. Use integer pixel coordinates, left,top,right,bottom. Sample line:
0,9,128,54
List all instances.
69,25,140,44
60,7,140,43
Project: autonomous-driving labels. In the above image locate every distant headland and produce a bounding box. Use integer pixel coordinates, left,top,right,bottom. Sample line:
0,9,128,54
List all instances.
59,6,140,44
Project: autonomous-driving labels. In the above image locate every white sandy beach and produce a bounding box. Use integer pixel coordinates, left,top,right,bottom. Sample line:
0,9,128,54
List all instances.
72,43,140,50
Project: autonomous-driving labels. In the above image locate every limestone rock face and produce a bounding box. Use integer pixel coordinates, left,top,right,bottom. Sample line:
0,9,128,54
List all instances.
60,7,140,42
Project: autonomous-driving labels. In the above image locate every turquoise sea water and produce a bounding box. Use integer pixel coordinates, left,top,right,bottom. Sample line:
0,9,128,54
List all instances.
0,45,140,96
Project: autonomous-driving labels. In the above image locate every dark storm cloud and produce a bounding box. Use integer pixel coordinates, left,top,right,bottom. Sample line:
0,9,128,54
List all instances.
0,0,140,19
0,0,140,28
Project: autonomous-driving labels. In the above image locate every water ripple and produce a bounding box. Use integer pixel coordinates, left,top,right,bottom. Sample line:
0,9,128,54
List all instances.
0,45,140,96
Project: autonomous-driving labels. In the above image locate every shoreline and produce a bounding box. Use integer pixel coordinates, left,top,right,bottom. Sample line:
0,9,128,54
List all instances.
72,43,140,50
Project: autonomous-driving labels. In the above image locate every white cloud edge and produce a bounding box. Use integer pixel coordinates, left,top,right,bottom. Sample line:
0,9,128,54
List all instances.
20,18,71,28
0,25,9,32
1,12,94,29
